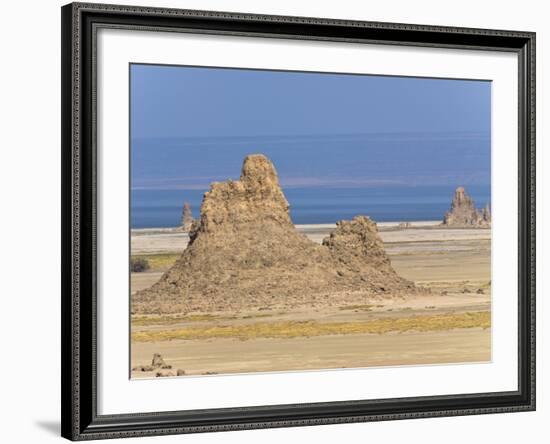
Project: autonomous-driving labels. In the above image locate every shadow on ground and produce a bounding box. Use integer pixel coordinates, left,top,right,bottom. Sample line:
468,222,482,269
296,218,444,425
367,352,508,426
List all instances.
35,420,59,436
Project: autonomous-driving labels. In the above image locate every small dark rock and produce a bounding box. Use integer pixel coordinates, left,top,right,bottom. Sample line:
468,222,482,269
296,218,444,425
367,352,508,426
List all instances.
132,365,154,372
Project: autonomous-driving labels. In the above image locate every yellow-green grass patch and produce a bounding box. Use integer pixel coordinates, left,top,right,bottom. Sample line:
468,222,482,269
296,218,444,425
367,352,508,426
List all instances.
132,311,490,342
130,254,180,271
132,313,233,326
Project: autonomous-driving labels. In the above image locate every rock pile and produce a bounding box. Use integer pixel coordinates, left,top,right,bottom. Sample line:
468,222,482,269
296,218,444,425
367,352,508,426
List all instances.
132,353,172,372
133,154,420,314
442,187,491,227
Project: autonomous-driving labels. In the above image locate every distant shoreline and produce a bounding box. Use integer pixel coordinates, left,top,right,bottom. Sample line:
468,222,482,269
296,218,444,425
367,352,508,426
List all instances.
131,220,443,235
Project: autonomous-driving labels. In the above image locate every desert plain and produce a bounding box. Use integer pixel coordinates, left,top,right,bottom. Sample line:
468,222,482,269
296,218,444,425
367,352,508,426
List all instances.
130,222,491,378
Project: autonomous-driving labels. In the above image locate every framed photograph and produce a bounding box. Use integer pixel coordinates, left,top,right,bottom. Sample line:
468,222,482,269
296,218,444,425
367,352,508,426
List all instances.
61,2,536,440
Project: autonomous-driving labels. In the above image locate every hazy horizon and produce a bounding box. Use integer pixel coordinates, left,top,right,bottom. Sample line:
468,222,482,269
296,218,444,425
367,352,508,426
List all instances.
131,64,490,189
130,64,491,227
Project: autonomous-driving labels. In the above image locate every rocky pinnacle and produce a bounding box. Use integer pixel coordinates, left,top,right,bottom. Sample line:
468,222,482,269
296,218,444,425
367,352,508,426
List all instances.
442,186,491,227
133,154,420,314
181,201,194,232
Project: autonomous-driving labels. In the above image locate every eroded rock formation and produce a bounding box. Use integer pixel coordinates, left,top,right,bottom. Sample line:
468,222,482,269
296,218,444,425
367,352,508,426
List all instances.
181,201,194,231
442,187,491,227
132,353,172,372
133,154,419,314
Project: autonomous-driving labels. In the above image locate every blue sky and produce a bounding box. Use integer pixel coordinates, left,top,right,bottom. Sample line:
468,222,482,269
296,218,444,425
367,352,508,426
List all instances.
130,64,491,189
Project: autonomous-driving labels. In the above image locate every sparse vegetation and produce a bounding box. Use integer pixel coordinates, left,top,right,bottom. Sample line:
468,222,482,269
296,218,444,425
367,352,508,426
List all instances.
132,313,229,326
130,254,179,271
241,313,273,319
132,312,275,326
130,257,150,273
132,311,491,343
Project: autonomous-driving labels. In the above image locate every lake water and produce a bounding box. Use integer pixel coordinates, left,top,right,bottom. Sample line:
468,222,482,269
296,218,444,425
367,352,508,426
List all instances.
130,185,491,229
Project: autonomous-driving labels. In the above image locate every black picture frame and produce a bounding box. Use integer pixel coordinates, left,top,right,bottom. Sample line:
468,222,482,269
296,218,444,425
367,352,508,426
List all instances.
61,2,536,440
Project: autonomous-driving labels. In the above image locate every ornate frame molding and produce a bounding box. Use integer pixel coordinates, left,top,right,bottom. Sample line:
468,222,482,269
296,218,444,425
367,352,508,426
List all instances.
61,2,535,440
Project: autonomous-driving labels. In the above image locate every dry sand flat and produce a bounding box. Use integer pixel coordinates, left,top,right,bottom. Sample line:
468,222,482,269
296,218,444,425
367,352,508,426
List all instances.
131,329,490,378
131,229,190,255
130,222,491,254
130,223,491,377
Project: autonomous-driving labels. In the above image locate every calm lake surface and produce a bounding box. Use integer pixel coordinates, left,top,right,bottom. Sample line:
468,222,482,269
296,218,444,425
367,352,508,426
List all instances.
130,185,491,229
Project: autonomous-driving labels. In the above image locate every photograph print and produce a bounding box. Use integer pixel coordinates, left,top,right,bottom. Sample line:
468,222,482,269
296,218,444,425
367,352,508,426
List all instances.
129,64,492,378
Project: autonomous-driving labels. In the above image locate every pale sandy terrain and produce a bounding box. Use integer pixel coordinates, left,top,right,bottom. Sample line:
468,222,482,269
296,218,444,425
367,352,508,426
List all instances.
132,329,490,378
131,230,190,255
130,222,490,254
130,222,491,378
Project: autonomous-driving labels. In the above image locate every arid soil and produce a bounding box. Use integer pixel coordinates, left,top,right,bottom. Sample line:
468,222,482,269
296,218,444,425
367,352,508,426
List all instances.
130,223,491,378
132,329,490,376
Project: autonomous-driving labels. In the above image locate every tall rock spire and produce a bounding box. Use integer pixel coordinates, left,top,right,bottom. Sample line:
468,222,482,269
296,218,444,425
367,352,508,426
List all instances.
442,187,491,227
180,201,194,231
134,154,420,314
